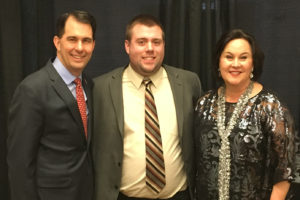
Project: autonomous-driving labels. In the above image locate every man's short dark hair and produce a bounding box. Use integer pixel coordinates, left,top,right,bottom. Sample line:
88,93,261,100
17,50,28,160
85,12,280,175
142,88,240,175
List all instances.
125,14,164,41
56,10,96,40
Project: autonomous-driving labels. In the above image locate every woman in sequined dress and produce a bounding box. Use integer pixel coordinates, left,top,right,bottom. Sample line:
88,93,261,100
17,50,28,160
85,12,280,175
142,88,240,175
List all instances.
194,29,296,200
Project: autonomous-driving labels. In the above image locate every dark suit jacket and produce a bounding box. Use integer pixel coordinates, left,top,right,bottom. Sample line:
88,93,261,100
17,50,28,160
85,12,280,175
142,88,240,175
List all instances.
7,59,94,200
92,64,202,200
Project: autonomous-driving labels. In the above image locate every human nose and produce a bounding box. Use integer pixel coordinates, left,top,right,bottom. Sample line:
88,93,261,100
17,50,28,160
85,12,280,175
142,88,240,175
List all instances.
75,41,83,51
232,58,240,67
146,42,153,51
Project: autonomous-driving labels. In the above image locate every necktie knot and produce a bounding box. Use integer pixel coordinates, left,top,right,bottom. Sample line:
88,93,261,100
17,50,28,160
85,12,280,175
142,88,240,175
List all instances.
143,78,152,88
74,78,82,86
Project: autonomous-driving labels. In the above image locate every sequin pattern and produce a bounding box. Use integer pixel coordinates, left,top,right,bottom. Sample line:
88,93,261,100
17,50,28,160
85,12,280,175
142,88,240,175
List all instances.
194,89,296,200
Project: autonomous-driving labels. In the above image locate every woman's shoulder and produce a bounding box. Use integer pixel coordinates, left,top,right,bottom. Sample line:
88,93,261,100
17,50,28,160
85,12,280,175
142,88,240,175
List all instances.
195,90,217,111
255,87,286,105
198,89,217,102
254,87,293,117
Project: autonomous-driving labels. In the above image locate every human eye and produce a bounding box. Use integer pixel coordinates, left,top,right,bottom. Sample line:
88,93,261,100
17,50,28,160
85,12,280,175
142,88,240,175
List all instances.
83,38,93,43
137,39,145,45
67,37,77,42
240,54,249,60
153,39,162,45
225,54,233,60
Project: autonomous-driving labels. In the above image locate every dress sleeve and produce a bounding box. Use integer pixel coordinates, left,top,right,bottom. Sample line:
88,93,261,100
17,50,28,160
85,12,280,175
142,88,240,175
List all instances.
195,90,214,114
263,95,296,184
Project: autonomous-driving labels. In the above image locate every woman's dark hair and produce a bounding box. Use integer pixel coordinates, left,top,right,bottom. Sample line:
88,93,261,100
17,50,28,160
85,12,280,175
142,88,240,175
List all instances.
56,10,96,40
213,29,264,84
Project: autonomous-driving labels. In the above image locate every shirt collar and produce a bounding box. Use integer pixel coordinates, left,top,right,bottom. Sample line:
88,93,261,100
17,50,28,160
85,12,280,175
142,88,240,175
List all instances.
126,64,165,89
52,57,82,85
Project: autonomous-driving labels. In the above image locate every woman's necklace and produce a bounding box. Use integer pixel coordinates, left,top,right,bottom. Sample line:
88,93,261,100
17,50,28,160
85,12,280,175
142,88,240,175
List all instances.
217,81,253,200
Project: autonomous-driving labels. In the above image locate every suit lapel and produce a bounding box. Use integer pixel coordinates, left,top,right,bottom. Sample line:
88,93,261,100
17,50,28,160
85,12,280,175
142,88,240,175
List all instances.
164,65,184,138
46,62,86,140
109,68,125,137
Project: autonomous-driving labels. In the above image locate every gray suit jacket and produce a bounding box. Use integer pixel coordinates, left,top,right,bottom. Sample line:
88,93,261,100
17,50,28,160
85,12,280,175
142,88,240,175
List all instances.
92,64,202,200
7,59,94,200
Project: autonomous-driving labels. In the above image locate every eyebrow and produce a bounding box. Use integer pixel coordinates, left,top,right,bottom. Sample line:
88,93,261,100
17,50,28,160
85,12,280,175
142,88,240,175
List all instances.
224,51,251,54
136,37,162,40
66,36,93,40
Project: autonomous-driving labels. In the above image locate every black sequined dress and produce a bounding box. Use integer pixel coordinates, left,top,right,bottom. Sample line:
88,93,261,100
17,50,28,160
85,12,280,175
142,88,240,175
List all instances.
194,89,296,200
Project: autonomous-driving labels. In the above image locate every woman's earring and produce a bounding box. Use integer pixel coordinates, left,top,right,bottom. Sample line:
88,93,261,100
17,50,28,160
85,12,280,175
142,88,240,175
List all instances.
250,68,254,79
218,69,221,77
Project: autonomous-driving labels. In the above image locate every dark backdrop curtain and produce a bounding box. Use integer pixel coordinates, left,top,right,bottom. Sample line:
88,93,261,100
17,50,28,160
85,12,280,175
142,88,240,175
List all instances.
160,0,220,90
159,0,241,91
0,0,22,198
1,0,55,198
1,0,299,199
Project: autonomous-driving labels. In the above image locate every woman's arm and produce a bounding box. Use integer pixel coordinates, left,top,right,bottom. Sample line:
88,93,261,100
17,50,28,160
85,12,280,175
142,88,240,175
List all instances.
270,181,290,200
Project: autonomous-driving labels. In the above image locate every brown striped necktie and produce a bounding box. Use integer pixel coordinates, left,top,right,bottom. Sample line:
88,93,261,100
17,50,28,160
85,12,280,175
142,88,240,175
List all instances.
143,79,166,194
74,78,87,138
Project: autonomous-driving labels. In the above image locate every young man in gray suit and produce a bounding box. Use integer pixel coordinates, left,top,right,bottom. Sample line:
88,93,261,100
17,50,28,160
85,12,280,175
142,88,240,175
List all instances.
93,14,202,200
7,10,96,200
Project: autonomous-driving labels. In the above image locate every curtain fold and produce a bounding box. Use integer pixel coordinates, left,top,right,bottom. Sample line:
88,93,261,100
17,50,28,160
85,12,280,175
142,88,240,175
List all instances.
20,0,55,76
160,0,227,91
0,1,54,199
0,0,23,198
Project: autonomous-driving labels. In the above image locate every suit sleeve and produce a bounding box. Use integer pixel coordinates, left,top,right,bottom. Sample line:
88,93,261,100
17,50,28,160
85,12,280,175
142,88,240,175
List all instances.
191,72,203,104
7,82,43,200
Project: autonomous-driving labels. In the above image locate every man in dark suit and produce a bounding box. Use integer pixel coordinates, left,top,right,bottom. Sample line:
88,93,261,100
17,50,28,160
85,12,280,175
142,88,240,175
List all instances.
93,14,202,200
7,10,96,200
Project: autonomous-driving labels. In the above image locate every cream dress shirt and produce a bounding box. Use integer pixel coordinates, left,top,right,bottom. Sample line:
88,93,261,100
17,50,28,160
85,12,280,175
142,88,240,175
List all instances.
120,65,187,198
